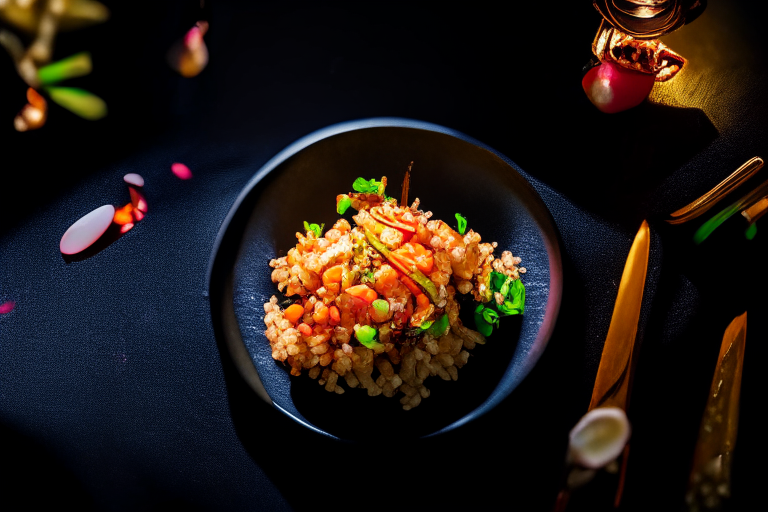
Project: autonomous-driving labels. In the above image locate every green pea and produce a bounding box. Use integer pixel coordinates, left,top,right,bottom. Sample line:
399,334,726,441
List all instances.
372,299,389,315
356,325,377,344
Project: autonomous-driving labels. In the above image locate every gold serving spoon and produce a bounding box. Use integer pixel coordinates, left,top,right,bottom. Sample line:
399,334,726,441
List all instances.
667,157,764,225
685,312,747,512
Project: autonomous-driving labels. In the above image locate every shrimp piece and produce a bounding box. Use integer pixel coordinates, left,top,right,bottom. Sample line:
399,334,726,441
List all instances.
427,220,466,260
351,209,379,233
333,218,351,233
380,227,404,250
450,239,480,280
441,286,460,327
373,265,399,297
295,264,321,292
415,223,432,245
384,281,412,329
410,292,435,328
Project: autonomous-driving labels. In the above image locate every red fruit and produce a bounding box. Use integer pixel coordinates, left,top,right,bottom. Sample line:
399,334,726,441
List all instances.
582,60,655,113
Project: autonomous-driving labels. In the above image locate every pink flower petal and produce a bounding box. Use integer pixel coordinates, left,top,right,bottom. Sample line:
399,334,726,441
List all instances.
171,162,193,180
0,301,15,314
123,173,145,187
60,204,116,255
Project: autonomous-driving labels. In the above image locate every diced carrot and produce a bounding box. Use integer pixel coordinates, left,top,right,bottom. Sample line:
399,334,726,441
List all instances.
297,323,312,336
329,305,341,325
312,304,329,324
284,304,305,324
345,284,368,297
346,284,378,304
416,293,430,308
322,265,344,286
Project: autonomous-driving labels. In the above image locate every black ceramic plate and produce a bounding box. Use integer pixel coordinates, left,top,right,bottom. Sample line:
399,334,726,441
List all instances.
207,118,562,440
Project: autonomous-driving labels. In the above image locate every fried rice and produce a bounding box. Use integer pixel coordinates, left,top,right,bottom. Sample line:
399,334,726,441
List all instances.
263,176,525,410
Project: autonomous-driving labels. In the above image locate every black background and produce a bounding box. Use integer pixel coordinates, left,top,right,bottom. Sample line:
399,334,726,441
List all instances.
1,1,767,510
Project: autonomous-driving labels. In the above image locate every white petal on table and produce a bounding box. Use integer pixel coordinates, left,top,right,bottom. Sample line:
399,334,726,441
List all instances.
123,173,145,187
59,204,115,255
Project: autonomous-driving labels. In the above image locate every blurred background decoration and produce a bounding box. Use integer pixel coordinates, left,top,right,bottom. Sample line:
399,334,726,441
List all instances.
0,0,109,130
583,0,708,113
167,19,209,78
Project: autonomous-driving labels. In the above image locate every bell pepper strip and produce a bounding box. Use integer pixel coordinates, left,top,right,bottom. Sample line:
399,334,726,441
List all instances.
370,207,416,232
364,228,439,303
398,274,422,296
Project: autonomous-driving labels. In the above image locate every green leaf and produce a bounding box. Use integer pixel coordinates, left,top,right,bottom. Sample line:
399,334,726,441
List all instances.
455,213,467,235
427,313,450,338
482,307,500,327
419,319,434,330
352,177,383,194
38,52,92,86
497,300,521,316
509,279,525,314
45,86,107,120
474,311,493,337
498,276,513,297
303,221,324,237
489,271,507,293
337,195,352,214
745,223,758,240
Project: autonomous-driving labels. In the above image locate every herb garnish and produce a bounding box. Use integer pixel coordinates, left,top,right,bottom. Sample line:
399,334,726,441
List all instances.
473,271,525,336
303,221,324,237
352,177,385,195
455,213,467,235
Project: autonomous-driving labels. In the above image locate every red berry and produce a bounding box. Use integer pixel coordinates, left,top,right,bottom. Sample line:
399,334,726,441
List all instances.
582,60,655,113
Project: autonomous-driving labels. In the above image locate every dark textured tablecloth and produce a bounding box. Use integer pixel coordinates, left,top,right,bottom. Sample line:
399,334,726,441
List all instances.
1,1,767,510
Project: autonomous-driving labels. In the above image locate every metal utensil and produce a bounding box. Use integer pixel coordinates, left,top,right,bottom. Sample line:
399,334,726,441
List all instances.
667,157,764,225
685,312,747,512
693,176,768,244
553,220,651,511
